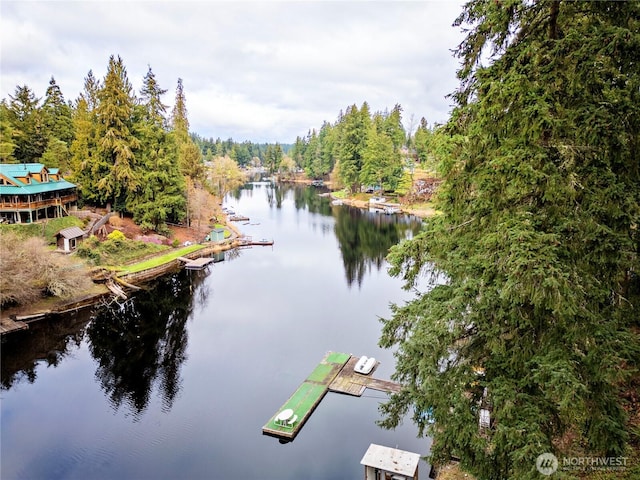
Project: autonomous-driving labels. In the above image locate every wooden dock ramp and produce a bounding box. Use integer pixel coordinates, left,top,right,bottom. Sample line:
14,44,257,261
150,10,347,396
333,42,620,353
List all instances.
328,355,401,396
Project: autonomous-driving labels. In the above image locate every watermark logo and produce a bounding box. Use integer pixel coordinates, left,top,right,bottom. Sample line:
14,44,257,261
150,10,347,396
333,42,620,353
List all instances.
536,453,558,476
536,453,629,475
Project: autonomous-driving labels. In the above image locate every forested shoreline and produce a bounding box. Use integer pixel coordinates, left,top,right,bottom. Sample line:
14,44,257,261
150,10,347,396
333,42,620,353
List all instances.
2,1,639,478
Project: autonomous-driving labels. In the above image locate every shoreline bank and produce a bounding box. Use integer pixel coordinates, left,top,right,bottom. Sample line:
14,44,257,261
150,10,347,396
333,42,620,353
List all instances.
0,221,246,333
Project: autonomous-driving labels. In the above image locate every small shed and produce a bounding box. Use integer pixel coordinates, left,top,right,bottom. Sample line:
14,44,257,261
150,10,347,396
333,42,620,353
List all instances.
361,443,421,480
209,227,225,242
55,226,85,252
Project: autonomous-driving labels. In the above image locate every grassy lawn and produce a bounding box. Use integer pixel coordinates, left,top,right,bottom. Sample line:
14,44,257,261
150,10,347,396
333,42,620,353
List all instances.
0,216,85,244
115,243,207,275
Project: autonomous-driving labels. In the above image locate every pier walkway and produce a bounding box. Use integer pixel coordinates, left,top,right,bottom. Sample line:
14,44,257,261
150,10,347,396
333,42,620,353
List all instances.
262,351,401,441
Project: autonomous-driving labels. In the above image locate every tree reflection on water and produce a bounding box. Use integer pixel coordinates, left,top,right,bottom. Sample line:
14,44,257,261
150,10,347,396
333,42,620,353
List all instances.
334,206,422,288
87,268,209,416
1,310,92,390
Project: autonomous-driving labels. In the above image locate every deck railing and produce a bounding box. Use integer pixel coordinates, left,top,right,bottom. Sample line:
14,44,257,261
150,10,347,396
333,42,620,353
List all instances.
0,194,77,210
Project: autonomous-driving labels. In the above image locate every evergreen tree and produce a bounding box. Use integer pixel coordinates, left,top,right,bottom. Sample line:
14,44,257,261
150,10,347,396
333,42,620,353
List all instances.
132,67,186,232
69,70,102,197
94,55,140,210
290,135,306,171
337,103,370,193
139,66,168,125
80,70,101,111
0,101,17,162
264,143,284,174
379,2,639,479
413,117,432,165
360,114,391,189
302,129,321,178
361,112,404,192
41,76,74,170
171,78,189,142
6,85,47,162
383,103,405,151
171,78,203,180
318,121,337,177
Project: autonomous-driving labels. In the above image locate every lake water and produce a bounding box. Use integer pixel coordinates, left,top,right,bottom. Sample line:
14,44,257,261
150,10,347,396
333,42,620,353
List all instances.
1,182,432,480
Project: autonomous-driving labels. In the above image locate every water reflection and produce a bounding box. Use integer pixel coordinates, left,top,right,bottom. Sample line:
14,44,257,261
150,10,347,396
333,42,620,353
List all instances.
334,206,422,288
1,310,92,390
237,181,422,288
87,269,209,416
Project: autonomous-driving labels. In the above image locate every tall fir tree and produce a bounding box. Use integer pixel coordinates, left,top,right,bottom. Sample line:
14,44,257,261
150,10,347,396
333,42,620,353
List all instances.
379,2,639,479
93,55,140,211
337,103,371,193
41,76,74,170
0,101,17,162
132,67,186,232
69,71,101,200
171,78,203,181
6,85,47,162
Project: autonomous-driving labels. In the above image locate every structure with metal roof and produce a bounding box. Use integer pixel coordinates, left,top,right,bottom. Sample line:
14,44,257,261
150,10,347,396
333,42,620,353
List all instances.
55,226,86,252
0,163,77,223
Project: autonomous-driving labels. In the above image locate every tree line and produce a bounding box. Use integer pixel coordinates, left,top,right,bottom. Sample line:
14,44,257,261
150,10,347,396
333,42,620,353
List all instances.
289,102,445,196
1,55,268,233
192,134,292,168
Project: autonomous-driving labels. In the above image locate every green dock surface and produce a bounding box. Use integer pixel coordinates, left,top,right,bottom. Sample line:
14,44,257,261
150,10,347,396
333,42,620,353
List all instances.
262,351,351,440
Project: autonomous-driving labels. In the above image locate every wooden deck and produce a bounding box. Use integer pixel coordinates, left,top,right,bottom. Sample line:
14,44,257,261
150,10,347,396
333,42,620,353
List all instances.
184,257,215,270
263,352,402,441
0,317,29,335
328,355,401,396
177,256,216,270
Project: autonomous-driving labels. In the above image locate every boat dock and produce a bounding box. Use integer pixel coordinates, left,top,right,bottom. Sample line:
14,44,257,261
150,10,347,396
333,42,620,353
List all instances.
178,256,216,270
328,355,401,396
237,237,274,247
262,351,401,441
0,317,29,335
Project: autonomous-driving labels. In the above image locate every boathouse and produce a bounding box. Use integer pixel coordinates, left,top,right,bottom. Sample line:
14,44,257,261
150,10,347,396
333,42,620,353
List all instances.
360,443,421,480
0,163,77,223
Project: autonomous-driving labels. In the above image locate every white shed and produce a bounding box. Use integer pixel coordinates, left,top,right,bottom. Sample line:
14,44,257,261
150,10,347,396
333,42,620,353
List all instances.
360,443,421,480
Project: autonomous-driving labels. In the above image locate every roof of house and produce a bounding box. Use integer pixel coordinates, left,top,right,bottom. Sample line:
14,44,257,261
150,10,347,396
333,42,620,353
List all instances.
360,444,421,477
0,163,76,195
56,226,86,239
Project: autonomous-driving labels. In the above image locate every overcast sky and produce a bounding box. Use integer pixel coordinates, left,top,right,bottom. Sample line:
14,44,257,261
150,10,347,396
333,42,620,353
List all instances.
1,0,466,144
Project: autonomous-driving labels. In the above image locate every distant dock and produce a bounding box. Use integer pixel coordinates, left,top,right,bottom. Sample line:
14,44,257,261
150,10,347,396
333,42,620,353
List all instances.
262,351,401,441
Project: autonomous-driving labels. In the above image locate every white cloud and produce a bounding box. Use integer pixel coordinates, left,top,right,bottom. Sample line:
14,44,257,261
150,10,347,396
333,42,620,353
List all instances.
1,0,466,143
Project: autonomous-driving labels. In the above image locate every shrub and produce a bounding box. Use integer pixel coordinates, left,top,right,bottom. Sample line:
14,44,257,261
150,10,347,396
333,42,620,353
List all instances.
107,229,126,244
0,231,93,307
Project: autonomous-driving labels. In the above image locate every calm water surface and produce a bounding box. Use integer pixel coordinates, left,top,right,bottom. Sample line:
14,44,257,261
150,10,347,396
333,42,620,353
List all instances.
1,182,432,480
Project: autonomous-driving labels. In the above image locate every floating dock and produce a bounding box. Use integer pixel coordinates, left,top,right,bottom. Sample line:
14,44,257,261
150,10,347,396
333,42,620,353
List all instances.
262,351,401,441
237,237,274,247
178,256,216,270
262,351,350,441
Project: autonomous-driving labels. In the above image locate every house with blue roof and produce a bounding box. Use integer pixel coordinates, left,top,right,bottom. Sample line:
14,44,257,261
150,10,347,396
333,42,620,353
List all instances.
0,163,77,223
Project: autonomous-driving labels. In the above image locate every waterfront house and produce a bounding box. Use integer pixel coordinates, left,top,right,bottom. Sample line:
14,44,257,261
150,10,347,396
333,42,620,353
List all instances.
0,163,77,223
